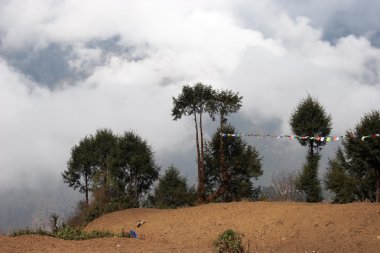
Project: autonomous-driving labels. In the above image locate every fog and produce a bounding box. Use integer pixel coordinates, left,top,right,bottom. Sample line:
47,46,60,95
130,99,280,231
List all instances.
0,0,379,232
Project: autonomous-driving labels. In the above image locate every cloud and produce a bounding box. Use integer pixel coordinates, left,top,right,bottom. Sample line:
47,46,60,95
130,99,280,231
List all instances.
0,0,379,229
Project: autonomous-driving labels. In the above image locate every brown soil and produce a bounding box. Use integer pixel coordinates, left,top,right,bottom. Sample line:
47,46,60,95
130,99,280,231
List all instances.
1,201,380,253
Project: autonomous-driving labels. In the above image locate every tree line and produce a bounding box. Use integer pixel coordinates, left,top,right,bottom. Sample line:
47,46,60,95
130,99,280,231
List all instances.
62,83,379,224
288,95,380,203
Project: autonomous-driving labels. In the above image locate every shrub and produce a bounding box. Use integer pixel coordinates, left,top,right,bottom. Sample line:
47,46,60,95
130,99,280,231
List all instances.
84,206,104,224
11,226,130,240
213,229,244,253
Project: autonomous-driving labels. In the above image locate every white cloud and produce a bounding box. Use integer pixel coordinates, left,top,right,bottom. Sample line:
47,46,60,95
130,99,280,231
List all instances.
0,0,379,194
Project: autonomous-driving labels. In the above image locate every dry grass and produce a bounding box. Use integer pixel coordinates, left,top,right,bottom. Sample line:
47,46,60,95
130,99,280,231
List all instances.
1,201,380,253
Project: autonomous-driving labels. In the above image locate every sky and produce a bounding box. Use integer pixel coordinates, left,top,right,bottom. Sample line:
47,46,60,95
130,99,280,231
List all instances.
0,0,379,232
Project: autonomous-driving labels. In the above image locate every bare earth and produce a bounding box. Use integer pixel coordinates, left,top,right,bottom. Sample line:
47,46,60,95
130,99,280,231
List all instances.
1,202,380,253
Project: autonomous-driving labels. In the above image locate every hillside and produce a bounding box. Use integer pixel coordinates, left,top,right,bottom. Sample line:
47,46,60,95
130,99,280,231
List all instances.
1,202,380,252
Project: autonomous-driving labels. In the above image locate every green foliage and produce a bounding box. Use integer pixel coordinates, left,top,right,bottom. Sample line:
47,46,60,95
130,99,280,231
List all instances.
345,111,380,184
290,95,331,202
91,129,118,202
324,148,356,203
345,110,380,169
325,111,380,202
11,226,130,240
63,129,159,216
84,206,104,224
110,131,160,208
296,153,323,202
54,227,115,240
172,83,215,120
213,229,244,253
290,95,332,153
153,165,195,208
205,124,263,202
209,89,243,123
172,82,216,203
62,136,96,206
172,84,244,204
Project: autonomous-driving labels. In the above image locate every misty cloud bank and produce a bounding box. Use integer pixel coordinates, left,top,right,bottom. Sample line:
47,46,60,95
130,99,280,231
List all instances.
0,0,379,231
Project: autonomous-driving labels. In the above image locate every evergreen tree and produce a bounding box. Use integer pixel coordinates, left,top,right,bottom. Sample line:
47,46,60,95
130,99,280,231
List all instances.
324,148,357,203
290,95,332,202
206,89,243,203
344,110,380,202
204,124,262,202
153,165,195,208
296,153,323,202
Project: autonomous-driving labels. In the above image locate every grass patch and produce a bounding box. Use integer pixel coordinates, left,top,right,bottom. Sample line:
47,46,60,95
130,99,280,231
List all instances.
11,226,131,240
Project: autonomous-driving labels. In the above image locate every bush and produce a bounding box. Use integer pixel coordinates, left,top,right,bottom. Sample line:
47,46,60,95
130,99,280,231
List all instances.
84,206,104,224
213,229,244,253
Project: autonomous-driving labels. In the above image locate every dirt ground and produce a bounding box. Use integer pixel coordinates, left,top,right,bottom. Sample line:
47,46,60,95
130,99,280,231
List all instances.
1,201,380,253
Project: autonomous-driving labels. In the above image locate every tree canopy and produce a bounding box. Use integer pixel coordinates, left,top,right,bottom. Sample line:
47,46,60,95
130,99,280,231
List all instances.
109,131,160,207
290,95,332,155
62,136,95,207
204,124,262,202
62,129,159,210
325,110,380,202
172,84,243,203
172,83,215,203
153,165,195,208
290,95,331,202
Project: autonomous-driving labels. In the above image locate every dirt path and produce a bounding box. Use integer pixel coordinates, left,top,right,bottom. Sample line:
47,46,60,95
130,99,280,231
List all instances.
1,202,380,252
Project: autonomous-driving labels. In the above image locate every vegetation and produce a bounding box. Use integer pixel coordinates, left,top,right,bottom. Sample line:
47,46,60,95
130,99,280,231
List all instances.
206,89,243,203
213,229,244,253
325,110,380,202
172,84,243,204
55,85,378,232
109,131,160,208
290,95,332,202
153,165,196,208
63,129,159,225
11,226,131,240
204,124,262,202
62,136,96,207
172,83,215,203
324,148,357,203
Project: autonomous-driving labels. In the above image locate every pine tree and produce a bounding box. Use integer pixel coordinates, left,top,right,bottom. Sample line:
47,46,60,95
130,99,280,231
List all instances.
153,166,195,208
344,110,380,202
290,95,332,202
204,124,262,202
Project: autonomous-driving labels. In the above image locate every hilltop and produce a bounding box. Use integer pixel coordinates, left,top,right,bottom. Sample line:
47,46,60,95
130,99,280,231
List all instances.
1,202,380,252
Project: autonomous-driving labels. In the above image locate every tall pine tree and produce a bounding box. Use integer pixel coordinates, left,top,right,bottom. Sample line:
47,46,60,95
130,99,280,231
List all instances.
290,95,332,202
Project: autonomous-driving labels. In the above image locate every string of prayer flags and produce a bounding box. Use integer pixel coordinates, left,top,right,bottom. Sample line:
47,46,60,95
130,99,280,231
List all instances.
361,133,380,141
221,133,380,142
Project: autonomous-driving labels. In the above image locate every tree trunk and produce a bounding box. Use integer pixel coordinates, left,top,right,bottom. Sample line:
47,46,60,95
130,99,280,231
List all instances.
376,167,380,203
194,114,204,204
135,176,139,207
85,173,89,207
219,115,228,187
206,115,229,203
206,185,227,203
199,112,206,203
309,139,314,157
